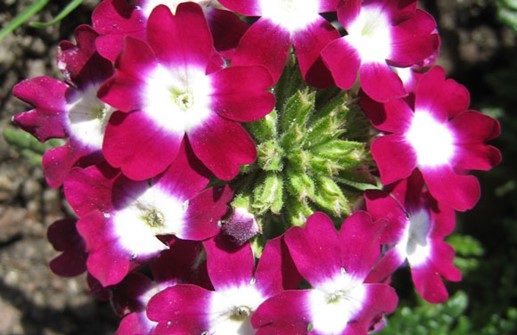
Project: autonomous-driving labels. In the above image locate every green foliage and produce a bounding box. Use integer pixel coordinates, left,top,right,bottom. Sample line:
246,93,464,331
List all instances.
497,0,517,31
237,63,375,229
380,291,517,335
0,0,84,41
2,127,64,166
379,291,469,335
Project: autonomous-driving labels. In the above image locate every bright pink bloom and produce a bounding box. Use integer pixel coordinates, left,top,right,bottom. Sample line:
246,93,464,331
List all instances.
113,239,206,335
147,235,300,334
63,143,233,286
365,171,461,303
252,212,398,334
99,3,275,181
12,25,114,187
322,0,439,102
93,0,248,61
219,0,340,86
361,66,501,211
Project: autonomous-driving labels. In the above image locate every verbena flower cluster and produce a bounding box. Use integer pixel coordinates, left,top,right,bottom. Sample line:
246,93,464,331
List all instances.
12,0,501,334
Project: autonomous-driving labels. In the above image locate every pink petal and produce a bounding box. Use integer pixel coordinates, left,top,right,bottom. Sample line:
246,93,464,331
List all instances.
182,185,233,240
116,312,156,335
12,77,69,141
255,237,301,296
380,0,418,22
252,290,312,334
42,141,102,188
360,93,413,133
451,110,501,143
389,10,439,67
284,212,343,286
364,189,408,244
411,264,450,303
426,194,456,239
188,116,256,181
204,235,254,290
217,0,261,16
153,140,210,200
231,18,291,84
415,66,470,120
361,283,398,322
78,211,132,286
453,143,502,172
371,134,417,185
98,37,155,112
47,219,87,277
147,3,214,68
366,247,405,283
336,0,361,26
321,38,361,90
431,240,462,282
339,211,384,279
360,62,407,102
150,239,204,285
422,165,480,211
92,0,146,62
319,0,340,12
103,111,183,180
207,8,249,58
210,65,275,122
293,17,339,87
147,284,211,334
64,163,120,217
58,25,114,87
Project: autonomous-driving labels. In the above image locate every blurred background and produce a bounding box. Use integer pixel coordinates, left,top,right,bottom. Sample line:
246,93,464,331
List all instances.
0,0,515,334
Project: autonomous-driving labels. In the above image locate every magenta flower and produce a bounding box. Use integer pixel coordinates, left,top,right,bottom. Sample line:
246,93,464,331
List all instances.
113,239,207,335
63,143,233,286
218,0,340,86
93,0,248,61
12,25,114,187
322,0,439,102
147,235,300,334
365,171,461,303
47,218,87,277
99,3,275,181
361,66,501,211
252,211,398,334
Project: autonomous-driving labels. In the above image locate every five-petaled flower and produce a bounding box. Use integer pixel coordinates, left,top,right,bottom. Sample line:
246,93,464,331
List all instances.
99,3,275,181
361,66,501,211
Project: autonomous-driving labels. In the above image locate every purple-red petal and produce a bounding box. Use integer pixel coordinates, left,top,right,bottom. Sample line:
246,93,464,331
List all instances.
371,134,417,185
210,66,275,122
103,111,183,181
188,116,257,180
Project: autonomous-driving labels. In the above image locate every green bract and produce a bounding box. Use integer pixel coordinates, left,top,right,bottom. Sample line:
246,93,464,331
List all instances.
232,62,376,233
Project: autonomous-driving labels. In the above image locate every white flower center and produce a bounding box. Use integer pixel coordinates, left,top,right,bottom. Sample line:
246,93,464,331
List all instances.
66,83,115,149
112,186,188,258
259,0,320,33
396,208,431,266
208,281,265,335
142,64,213,134
345,5,392,63
140,0,213,17
308,268,366,334
405,110,455,167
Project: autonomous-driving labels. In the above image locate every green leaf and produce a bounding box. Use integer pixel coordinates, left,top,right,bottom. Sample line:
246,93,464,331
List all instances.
29,0,84,28
0,0,49,40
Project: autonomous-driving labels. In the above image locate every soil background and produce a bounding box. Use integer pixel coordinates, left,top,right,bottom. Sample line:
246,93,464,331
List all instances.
0,1,515,334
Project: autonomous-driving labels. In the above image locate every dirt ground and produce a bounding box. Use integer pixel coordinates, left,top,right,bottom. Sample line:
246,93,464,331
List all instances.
0,0,514,334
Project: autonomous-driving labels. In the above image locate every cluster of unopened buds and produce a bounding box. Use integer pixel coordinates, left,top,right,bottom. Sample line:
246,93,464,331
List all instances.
11,0,501,334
